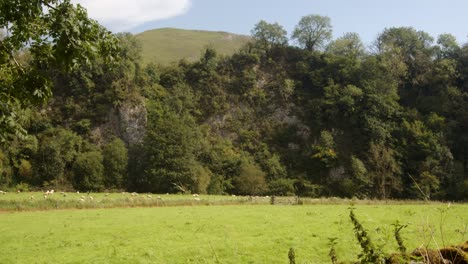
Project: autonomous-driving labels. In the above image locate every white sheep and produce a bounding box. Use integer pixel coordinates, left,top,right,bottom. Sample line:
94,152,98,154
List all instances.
147,195,152,198
89,196,94,200
194,197,201,201
192,194,199,197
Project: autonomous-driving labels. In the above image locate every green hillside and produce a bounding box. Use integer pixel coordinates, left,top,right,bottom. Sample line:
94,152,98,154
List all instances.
136,28,251,65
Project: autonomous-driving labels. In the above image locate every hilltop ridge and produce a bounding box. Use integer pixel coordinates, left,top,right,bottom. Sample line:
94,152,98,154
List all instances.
136,28,251,65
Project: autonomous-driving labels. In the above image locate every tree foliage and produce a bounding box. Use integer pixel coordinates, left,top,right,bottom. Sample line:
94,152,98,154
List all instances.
234,161,269,195
0,0,118,141
72,151,104,191
1,10,467,200
327,32,365,59
251,20,288,50
292,14,333,51
103,138,128,189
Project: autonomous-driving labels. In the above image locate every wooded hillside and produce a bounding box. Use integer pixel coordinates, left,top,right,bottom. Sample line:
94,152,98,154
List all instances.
1,9,467,200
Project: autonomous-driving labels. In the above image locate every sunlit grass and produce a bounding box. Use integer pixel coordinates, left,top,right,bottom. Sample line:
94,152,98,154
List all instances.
136,28,250,65
0,201,466,263
0,191,451,212
0,191,256,211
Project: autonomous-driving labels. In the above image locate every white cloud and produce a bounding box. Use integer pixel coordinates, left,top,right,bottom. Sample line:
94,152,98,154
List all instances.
72,0,191,32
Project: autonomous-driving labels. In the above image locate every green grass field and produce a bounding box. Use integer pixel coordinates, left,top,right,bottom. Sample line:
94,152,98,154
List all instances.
0,193,466,263
136,28,250,65
0,192,257,211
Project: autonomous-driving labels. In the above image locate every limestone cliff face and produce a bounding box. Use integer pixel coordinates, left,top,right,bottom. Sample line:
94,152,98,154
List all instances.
115,100,147,145
90,99,147,146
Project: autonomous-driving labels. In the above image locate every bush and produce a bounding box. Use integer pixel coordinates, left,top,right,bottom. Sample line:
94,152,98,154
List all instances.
261,154,287,180
0,150,13,187
72,151,104,191
32,128,82,185
103,138,128,189
294,179,322,197
192,164,212,194
234,162,268,195
15,182,30,192
335,178,360,198
72,119,92,135
18,159,33,182
207,174,230,195
268,178,296,195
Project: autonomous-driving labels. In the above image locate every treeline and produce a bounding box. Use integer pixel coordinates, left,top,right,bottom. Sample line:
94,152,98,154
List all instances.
1,15,467,200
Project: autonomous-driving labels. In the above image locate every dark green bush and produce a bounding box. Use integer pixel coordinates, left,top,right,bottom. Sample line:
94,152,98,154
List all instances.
103,138,128,189
233,162,268,195
72,151,104,191
268,178,296,195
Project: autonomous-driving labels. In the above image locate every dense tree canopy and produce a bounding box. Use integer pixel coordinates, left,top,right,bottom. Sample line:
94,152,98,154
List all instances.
0,0,118,141
0,9,467,200
251,20,288,50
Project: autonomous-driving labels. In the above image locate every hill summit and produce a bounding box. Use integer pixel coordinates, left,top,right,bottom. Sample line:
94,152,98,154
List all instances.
136,28,251,65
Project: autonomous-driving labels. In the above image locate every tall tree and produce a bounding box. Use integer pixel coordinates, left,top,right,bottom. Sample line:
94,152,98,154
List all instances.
0,0,118,141
367,143,401,199
292,14,332,51
251,20,288,50
132,100,202,193
326,32,365,59
436,33,460,59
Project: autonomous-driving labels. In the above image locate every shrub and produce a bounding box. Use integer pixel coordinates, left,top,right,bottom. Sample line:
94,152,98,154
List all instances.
18,159,33,182
294,179,322,197
72,151,104,191
0,150,13,187
268,178,296,195
32,128,82,185
261,154,287,180
103,138,128,189
207,174,230,195
192,164,212,194
234,162,268,195
15,182,30,192
72,119,92,135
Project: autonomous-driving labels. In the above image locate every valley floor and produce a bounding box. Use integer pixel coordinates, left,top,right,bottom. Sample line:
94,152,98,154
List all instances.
0,197,466,263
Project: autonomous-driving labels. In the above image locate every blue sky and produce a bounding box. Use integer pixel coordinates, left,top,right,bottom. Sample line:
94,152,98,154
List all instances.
76,0,468,45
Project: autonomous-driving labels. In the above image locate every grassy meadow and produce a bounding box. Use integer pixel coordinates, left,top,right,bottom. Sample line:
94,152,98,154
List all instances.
0,192,258,211
136,28,250,65
0,193,466,263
